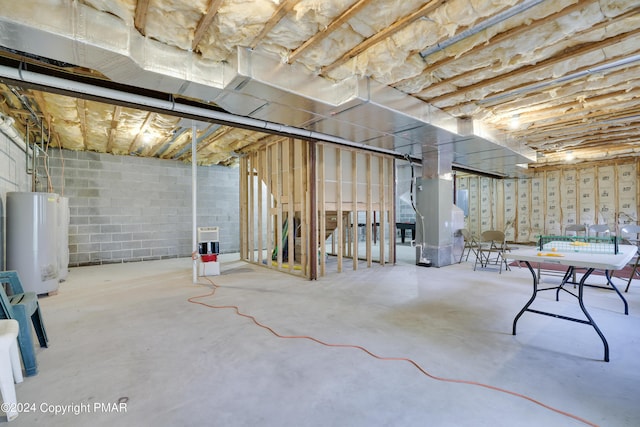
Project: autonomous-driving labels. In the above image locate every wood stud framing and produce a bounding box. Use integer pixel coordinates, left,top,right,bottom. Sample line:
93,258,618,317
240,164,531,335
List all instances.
240,139,395,278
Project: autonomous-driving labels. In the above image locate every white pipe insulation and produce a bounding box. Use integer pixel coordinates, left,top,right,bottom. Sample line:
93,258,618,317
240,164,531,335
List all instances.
0,113,31,154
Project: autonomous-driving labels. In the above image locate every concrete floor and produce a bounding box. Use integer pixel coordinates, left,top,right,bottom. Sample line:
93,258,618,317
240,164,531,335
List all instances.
7,247,640,426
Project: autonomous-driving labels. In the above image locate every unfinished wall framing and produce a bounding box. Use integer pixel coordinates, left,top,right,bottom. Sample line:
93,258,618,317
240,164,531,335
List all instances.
240,139,395,278
457,159,639,242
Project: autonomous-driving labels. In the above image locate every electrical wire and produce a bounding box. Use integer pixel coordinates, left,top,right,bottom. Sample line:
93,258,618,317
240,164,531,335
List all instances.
188,278,599,427
43,117,53,193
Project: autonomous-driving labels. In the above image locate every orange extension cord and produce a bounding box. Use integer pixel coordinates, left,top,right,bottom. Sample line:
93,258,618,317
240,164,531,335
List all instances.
188,279,599,427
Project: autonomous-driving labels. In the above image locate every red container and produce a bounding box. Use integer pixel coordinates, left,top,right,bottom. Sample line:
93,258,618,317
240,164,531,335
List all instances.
201,254,217,262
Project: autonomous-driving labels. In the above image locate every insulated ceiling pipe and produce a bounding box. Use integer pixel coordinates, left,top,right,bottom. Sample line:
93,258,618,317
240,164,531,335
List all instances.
0,64,422,164
419,0,547,58
478,54,640,105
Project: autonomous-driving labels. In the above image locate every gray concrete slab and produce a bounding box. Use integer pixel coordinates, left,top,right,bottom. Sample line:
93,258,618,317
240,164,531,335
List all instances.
8,252,640,426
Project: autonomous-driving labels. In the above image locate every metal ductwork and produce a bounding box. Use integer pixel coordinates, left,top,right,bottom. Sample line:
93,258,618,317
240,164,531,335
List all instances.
0,1,535,176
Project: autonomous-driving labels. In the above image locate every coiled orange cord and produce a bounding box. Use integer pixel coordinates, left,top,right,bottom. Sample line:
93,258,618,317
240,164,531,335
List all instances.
189,279,599,427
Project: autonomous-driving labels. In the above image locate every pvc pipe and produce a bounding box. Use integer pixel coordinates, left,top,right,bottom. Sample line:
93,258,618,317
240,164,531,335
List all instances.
192,122,198,284
0,113,30,154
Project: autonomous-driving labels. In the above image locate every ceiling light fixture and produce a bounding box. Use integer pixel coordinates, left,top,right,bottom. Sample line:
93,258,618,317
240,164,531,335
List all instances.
141,131,154,145
509,114,520,130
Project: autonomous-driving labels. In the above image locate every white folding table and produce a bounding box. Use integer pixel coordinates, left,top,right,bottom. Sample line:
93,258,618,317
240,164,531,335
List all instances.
511,242,636,362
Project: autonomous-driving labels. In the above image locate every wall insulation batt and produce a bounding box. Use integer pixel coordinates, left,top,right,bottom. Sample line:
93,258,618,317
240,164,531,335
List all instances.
458,159,639,242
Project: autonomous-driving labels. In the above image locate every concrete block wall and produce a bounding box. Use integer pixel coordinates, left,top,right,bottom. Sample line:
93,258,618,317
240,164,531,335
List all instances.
39,148,239,267
0,132,30,269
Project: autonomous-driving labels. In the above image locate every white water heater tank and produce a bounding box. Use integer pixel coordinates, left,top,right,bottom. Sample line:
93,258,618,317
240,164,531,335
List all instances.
6,192,60,294
57,196,70,281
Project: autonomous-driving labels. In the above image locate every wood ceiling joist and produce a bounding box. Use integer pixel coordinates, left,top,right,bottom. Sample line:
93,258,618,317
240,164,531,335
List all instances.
482,68,640,114
520,123,640,149
192,0,225,52
321,0,447,75
162,123,222,161
423,25,640,105
7,107,41,118
528,128,640,149
195,125,235,153
236,133,281,154
159,131,192,159
570,130,640,146
519,108,640,140
469,56,640,113
128,112,155,153
106,106,122,153
30,90,55,148
538,125,640,145
77,98,88,150
515,102,640,136
527,123,634,147
140,134,167,158
514,115,640,147
149,127,186,157
287,0,371,64
555,137,640,153
483,82,640,128
396,0,595,90
134,0,151,36
249,0,298,49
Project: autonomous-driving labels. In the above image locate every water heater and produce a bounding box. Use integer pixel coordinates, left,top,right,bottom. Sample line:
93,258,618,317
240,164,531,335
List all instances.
57,196,70,281
6,192,60,294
